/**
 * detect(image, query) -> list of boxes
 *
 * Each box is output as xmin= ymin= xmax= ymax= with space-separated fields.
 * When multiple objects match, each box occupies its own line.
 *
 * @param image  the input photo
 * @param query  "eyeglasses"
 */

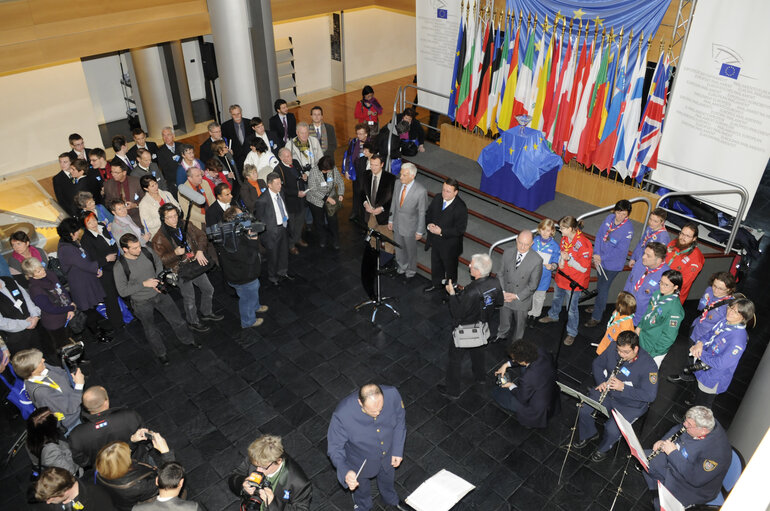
xmin=256 ymin=461 xmax=275 ymax=472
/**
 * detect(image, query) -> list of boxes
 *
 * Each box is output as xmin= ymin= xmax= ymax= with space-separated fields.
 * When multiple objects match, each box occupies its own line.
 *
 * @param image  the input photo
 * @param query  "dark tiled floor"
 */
xmin=2 ymin=204 xmax=768 ymax=511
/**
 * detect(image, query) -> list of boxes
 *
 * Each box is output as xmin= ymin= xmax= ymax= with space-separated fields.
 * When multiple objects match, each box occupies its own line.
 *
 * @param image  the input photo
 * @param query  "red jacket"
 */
xmin=665 ymin=241 xmax=704 ymax=302
xmin=554 ymin=231 xmax=593 ymax=291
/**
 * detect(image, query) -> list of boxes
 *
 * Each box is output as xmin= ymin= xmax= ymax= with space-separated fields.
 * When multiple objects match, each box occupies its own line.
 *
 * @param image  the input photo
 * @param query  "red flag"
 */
xmin=544 ymin=34 xmax=572 ymax=142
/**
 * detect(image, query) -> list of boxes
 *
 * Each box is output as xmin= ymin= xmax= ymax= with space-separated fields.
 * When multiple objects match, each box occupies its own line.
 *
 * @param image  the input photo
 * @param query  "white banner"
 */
xmin=415 ymin=0 xmax=461 ymax=114
xmin=655 ymin=0 xmax=770 ymax=218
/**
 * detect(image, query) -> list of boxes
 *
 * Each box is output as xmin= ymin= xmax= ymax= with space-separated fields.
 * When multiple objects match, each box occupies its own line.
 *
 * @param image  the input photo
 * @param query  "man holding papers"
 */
xmin=573 ymin=331 xmax=658 ymax=462
xmin=643 ymin=406 xmax=730 ymax=507
xmin=327 ymin=383 xmax=406 ymax=511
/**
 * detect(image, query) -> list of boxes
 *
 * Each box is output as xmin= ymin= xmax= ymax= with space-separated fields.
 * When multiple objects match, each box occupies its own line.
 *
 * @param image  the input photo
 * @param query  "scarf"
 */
xmin=12 ymin=245 xmax=43 ymax=264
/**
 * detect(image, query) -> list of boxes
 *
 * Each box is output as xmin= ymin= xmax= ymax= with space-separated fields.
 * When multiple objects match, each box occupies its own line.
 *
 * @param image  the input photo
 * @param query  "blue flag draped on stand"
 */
xmin=478 ymin=126 xmax=563 ymax=189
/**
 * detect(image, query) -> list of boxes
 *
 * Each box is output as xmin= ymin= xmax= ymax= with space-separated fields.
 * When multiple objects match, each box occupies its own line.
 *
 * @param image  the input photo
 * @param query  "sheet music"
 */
xmin=613 ymin=409 xmax=649 ymax=471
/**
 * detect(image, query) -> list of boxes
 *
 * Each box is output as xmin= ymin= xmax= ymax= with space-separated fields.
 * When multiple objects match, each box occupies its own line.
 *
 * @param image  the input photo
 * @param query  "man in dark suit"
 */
xmin=205 ymin=183 xmax=234 ymax=228
xmin=52 ymin=153 xmax=78 ymax=216
xmin=269 ymin=98 xmax=296 ymax=146
xmin=424 ymin=177 xmax=468 ymax=292
xmin=221 ymin=104 xmax=251 ymax=170
xmin=309 ymin=105 xmax=337 ymax=160
xmin=132 ymin=148 xmax=167 ymax=191
xmin=66 ymin=133 xmax=92 ymax=165
xmin=274 ymin=148 xmax=308 ymax=253
xmin=199 ymin=122 xmax=227 ymax=164
xmin=126 ymin=128 xmax=159 ymax=163
xmin=133 ymin=461 xmax=204 ymax=511
xmin=360 ymin=153 xmax=396 ymax=255
xmin=111 ymin=135 xmax=135 ymax=172
xmin=250 ymin=117 xmax=282 ymax=156
xmin=88 ymin=148 xmax=113 ymax=182
xmin=388 ymin=162 xmax=427 ymax=279
xmin=253 ymin=172 xmax=291 ymax=285
xmin=103 ymin=163 xmax=144 ymax=225
xmin=70 ymin=160 xmax=104 ymax=208
xmin=495 ymin=230 xmax=543 ymax=342
xmin=492 ymin=340 xmax=559 ymax=429
xmin=157 ymin=126 xmax=181 ymax=196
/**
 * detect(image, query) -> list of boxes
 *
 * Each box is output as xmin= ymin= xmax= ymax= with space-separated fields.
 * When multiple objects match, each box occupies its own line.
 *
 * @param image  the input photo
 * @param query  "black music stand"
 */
xmin=554 ymin=269 xmax=588 ymax=366
xmin=355 ymin=223 xmax=402 ymax=323
xmin=556 ymin=382 xmax=608 ymax=486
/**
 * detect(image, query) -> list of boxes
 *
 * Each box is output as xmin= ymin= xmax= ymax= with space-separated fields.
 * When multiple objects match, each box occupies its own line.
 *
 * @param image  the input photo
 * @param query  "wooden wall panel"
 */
xmin=0 ymin=0 xmax=210 ymax=75
xmin=440 ymin=124 xmax=489 ymax=161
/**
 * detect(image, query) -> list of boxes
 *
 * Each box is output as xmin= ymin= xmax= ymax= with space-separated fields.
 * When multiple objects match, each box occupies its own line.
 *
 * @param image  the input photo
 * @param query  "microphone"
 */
xmin=178 ymin=183 xmax=206 ymax=206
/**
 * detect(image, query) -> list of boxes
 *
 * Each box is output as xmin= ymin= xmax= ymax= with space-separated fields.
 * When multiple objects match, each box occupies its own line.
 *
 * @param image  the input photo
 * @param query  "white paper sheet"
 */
xmin=405 ymin=469 xmax=475 ymax=511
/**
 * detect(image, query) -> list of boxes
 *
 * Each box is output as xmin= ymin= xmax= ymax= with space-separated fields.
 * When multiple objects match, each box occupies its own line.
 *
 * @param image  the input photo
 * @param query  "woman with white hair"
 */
xmin=439 ymin=253 xmax=503 ymax=399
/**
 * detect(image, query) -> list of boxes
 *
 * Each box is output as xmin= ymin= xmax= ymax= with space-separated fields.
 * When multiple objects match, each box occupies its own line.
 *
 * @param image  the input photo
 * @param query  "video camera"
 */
xmin=240 ymin=472 xmax=272 ymax=511
xmin=60 ymin=341 xmax=85 ymax=372
xmin=206 ymin=212 xmax=266 ymax=248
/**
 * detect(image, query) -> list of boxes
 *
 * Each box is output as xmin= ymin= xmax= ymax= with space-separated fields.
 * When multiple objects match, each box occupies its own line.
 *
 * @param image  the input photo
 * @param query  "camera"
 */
xmin=206 ymin=213 xmax=266 ymax=245
xmin=240 ymin=472 xmax=272 ymax=511
xmin=682 ymin=360 xmax=711 ymax=374
xmin=156 ymin=269 xmax=178 ymax=294
xmin=60 ymin=341 xmax=85 ymax=372
xmin=301 ymin=164 xmax=311 ymax=173
xmin=496 ymin=372 xmax=510 ymax=387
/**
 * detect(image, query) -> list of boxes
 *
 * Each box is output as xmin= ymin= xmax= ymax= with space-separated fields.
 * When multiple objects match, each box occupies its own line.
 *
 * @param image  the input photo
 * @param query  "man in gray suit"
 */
xmin=388 ymin=162 xmax=427 ymax=279
xmin=132 ymin=461 xmax=204 ymax=510
xmin=495 ymin=230 xmax=543 ymax=343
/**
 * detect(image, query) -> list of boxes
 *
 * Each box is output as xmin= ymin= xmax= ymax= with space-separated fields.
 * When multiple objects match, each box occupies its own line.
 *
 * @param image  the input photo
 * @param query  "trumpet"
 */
xmin=647 ymin=426 xmax=687 ymax=461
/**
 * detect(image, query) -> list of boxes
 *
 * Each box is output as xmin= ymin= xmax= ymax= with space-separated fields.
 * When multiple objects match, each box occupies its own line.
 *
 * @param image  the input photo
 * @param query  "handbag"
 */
xmin=177 ymin=258 xmax=215 ymax=282
xmin=323 ymin=180 xmax=343 ymax=217
xmin=0 ymin=365 xmax=35 ymax=419
xmin=452 ymin=321 xmax=490 ymax=348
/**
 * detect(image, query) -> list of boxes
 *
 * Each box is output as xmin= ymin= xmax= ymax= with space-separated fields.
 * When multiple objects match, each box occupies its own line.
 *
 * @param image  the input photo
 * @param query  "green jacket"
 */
xmin=638 ymin=291 xmax=685 ymax=357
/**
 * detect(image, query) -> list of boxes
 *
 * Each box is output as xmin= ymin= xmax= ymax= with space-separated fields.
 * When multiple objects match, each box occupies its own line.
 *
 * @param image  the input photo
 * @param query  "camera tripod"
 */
xmin=354 ymin=223 xmax=401 ymax=323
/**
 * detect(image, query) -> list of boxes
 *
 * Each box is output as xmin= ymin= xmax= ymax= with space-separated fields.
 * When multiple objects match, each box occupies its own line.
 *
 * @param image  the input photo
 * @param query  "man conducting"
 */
xmin=327 ymin=383 xmax=406 ymax=511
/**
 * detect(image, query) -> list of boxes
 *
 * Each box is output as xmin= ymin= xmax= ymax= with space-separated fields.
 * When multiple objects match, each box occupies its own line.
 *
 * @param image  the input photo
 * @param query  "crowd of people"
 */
xmin=0 ymin=87 xmax=755 ymax=510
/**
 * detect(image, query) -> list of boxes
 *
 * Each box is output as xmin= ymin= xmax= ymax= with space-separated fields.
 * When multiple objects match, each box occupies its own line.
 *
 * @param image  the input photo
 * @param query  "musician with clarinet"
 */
xmin=642 ymin=406 xmax=730 ymax=507
xmin=572 ymin=331 xmax=658 ymax=463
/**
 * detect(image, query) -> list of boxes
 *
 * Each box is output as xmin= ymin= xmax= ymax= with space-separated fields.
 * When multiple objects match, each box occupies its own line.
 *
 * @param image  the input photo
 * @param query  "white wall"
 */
xmin=0 ymin=62 xmax=102 ymax=176
xmin=273 ymin=16 xmax=332 ymax=96
xmin=344 ymin=8 xmax=416 ymax=82
xmin=182 ymin=39 xmax=206 ymax=101
xmin=82 ymin=55 xmax=126 ymax=124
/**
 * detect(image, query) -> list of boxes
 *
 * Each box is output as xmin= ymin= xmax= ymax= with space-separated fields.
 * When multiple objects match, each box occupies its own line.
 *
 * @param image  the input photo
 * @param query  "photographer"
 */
xmin=214 ymin=207 xmax=268 ymax=329
xmin=492 ymin=339 xmax=559 ymax=429
xmin=152 ymin=203 xmax=223 ymax=333
xmin=31 ymin=466 xmax=115 ymax=510
xmin=114 ymin=234 xmax=199 ymax=365
xmin=228 ymin=434 xmax=311 ymax=511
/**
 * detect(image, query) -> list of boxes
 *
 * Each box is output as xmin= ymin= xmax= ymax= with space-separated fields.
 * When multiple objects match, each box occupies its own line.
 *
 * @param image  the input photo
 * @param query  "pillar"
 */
xmin=207 ymin=0 xmax=279 ymax=120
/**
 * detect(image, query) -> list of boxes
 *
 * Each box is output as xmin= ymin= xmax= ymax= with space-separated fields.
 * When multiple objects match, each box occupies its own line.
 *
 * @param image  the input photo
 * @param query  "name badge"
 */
xmin=620 ymin=367 xmax=631 ymax=376
xmin=14 ymin=299 xmax=23 ymax=309
xmin=326 ymin=176 xmax=333 ymax=183
xmin=134 ymin=193 xmax=139 ymax=201
xmin=81 ymin=252 xmax=87 ymax=259
xmin=11 ymin=289 xmax=20 ymax=297
xmin=173 ymin=155 xmax=181 ymax=162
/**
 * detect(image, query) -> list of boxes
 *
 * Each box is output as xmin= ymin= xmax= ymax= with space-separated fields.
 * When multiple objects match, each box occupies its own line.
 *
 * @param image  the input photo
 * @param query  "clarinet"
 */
xmin=598 ymin=359 xmax=624 ymax=405
xmin=647 ymin=426 xmax=687 ymax=461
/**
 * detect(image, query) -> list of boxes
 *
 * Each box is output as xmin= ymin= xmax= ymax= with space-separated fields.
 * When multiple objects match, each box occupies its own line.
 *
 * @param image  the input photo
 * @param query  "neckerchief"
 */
xmin=606 ymin=311 xmax=633 ymax=331
xmin=698 ymin=294 xmax=733 ymax=323
xmin=641 ymin=227 xmax=666 ymax=247
xmin=703 ymin=320 xmax=746 ymax=354
xmin=634 ymin=262 xmax=665 ymax=292
xmin=603 ymin=216 xmax=629 ymax=242
xmin=561 ymin=231 xmax=582 ymax=254
xmin=643 ymin=292 xmax=679 ymax=323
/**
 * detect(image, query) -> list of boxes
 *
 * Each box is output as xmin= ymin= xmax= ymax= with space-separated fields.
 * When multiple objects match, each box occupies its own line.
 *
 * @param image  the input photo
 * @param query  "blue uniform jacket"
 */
xmin=594 ymin=214 xmax=634 ymax=271
xmin=696 ymin=321 xmax=747 ymax=393
xmin=509 ymin=348 xmax=559 ymax=428
xmin=690 ymin=287 xmax=731 ymax=343
xmin=623 ymin=262 xmax=670 ymax=325
xmin=327 ymin=386 xmax=406 ymax=487
xmin=630 ymin=226 xmax=670 ymax=263
xmin=646 ymin=421 xmax=730 ymax=506
xmin=531 ymin=235 xmax=560 ymax=291
xmin=593 ymin=345 xmax=658 ymax=412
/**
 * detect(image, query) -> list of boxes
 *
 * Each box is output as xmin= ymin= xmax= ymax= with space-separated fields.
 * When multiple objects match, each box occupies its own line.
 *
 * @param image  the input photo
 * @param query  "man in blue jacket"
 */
xmin=643 ymin=406 xmax=730 ymax=507
xmin=573 ymin=331 xmax=658 ymax=462
xmin=586 ymin=200 xmax=634 ymax=327
xmin=327 ymin=384 xmax=406 ymax=511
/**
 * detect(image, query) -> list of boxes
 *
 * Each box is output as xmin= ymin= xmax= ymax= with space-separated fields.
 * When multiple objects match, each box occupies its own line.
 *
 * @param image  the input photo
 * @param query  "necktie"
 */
xmin=516 ymin=252 xmax=523 ymax=268
xmin=282 ymin=116 xmax=288 ymax=142
xmin=237 ymin=122 xmax=244 ymax=144
xmin=399 ymin=185 xmax=407 ymax=207
xmin=276 ymin=194 xmax=288 ymax=227
xmin=371 ymin=175 xmax=379 ymax=202
xmin=442 ymin=201 xmax=448 ymax=210
xmin=316 ymin=126 xmax=322 ymax=145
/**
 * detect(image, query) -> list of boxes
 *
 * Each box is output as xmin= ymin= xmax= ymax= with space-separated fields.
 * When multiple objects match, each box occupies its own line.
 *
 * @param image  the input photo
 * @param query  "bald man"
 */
xmin=495 ymin=230 xmax=543 ymax=343
xmin=68 ymin=386 xmax=144 ymax=468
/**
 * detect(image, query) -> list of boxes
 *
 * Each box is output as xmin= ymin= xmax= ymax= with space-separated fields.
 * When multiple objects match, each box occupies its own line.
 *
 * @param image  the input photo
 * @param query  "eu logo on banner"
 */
xmin=437 ymin=9 xmax=447 ymax=19
xmin=719 ymin=63 xmax=741 ymax=80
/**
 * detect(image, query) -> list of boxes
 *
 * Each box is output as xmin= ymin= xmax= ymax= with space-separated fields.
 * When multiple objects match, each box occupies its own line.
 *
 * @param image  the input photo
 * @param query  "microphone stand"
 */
xmin=352 ymin=219 xmax=402 ymax=323
xmin=554 ymin=268 xmax=587 ymax=367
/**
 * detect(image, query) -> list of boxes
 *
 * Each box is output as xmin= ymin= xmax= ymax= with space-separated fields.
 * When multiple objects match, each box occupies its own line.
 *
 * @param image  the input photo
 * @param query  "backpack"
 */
xmin=118 ymin=248 xmax=158 ymax=281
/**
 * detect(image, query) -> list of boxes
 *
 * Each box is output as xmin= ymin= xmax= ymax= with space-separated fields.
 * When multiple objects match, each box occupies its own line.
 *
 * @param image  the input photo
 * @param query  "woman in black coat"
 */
xmin=79 ymin=212 xmax=124 ymax=331
xmin=55 ymin=218 xmax=112 ymax=343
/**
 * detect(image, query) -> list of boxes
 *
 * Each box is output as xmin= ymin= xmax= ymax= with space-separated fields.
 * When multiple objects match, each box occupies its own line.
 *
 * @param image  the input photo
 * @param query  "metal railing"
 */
xmin=488 ymin=197 xmax=653 ymax=257
xmin=650 ymin=160 xmax=749 ymax=253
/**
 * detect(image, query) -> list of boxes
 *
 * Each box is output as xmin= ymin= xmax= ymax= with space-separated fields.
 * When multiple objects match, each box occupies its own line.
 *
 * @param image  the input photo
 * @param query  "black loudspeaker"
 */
xmin=200 ymin=41 xmax=218 ymax=80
